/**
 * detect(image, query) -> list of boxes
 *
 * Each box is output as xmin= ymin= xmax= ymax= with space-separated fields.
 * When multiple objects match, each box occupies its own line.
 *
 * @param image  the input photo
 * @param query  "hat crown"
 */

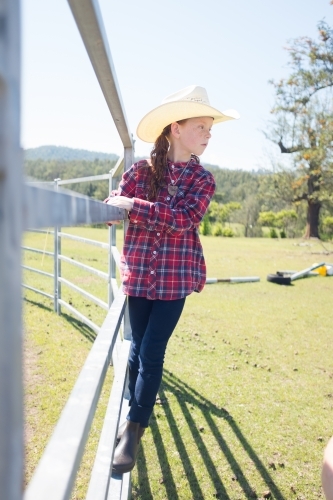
xmin=161 ymin=85 xmax=210 ymax=106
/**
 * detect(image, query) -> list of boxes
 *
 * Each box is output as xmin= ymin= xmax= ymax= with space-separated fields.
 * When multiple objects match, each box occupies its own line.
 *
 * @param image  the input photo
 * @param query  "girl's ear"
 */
xmin=170 ymin=122 xmax=181 ymax=139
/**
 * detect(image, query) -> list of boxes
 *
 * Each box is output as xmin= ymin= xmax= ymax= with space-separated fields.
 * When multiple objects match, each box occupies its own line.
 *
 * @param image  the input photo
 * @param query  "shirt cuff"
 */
xmin=129 ymin=198 xmax=152 ymax=225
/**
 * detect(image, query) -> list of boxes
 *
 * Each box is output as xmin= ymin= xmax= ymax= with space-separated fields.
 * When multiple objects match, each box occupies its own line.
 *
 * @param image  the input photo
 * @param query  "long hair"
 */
xmin=147 ymin=119 xmax=199 ymax=201
xmin=147 ymin=124 xmax=171 ymax=201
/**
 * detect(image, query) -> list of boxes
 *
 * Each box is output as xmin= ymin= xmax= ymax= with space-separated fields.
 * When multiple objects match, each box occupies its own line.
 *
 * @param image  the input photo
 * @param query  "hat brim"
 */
xmin=136 ymin=101 xmax=240 ymax=143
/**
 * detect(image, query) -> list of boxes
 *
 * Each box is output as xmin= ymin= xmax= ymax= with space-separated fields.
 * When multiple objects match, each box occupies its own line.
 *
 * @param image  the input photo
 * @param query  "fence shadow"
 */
xmin=23 ymin=297 xmax=97 ymax=343
xmin=136 ymin=369 xmax=286 ymax=500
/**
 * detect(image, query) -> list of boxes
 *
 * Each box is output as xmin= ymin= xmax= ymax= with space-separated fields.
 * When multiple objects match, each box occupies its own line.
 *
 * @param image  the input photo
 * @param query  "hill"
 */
xmin=24 ymin=145 xmax=119 ymax=162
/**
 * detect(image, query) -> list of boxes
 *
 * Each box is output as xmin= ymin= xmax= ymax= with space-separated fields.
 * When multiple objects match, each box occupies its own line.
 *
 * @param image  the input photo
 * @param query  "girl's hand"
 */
xmin=107 ymin=196 xmax=134 ymax=211
xmin=103 ymin=195 xmax=124 ymax=225
xmin=105 ymin=220 xmax=122 ymax=226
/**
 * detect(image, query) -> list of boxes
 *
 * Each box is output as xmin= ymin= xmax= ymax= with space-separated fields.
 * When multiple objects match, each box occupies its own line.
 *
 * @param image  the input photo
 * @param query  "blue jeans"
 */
xmin=127 ymin=296 xmax=186 ymax=427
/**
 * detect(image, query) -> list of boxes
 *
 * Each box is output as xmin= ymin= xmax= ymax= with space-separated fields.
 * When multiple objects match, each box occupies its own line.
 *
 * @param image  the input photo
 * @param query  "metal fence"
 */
xmin=0 ymin=1 xmax=136 ymax=499
xmin=23 ymin=158 xmax=124 ymax=334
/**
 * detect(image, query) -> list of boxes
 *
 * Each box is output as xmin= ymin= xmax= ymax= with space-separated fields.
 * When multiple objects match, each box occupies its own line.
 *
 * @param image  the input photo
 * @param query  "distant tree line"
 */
xmin=25 ymin=158 xmax=118 ymax=201
xmin=24 ymin=157 xmax=333 ymax=239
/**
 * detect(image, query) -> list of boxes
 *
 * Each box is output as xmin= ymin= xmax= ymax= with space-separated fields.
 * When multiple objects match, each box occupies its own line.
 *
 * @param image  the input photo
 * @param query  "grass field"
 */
xmin=23 ymin=229 xmax=333 ymax=500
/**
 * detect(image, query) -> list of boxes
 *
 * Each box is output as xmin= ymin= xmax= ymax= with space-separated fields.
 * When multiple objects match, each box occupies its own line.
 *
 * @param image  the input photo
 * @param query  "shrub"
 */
xmin=322 ymin=216 xmax=333 ymax=239
xmin=270 ymin=228 xmax=278 ymax=238
xmin=280 ymin=229 xmax=286 ymax=238
xmin=212 ymin=223 xmax=223 ymax=236
xmin=222 ymin=227 xmax=234 ymax=237
xmin=200 ymin=214 xmax=212 ymax=235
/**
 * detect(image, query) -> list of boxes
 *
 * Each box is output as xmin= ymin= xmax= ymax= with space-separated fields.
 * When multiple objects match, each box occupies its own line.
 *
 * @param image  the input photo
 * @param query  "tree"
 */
xmin=267 ymin=21 xmax=333 ymax=238
xmin=258 ymin=211 xmax=278 ymax=228
xmin=208 ymin=201 xmax=241 ymax=225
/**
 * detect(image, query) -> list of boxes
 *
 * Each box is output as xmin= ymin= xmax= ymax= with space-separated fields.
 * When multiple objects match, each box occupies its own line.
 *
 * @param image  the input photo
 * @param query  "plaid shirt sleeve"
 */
xmin=128 ymin=171 xmax=215 ymax=235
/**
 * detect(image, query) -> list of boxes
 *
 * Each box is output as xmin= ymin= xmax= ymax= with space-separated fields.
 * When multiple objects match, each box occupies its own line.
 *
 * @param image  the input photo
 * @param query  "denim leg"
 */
xmin=127 ymin=296 xmax=153 ymax=405
xmin=127 ymin=297 xmax=185 ymax=427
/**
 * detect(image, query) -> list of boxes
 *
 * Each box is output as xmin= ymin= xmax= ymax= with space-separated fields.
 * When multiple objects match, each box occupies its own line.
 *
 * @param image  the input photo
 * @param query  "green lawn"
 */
xmin=23 ymin=230 xmax=333 ymax=499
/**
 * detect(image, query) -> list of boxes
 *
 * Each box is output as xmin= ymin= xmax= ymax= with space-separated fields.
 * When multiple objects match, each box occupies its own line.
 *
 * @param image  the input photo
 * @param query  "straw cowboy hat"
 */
xmin=136 ymin=85 xmax=240 ymax=143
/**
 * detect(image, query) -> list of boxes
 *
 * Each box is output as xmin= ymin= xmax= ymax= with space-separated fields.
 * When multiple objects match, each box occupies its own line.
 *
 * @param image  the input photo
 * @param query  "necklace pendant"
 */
xmin=168 ymin=184 xmax=178 ymax=196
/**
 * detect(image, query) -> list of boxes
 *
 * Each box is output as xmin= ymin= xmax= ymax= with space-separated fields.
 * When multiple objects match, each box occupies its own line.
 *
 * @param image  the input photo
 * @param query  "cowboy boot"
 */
xmin=116 ymin=420 xmax=145 ymax=444
xmin=112 ymin=421 xmax=143 ymax=474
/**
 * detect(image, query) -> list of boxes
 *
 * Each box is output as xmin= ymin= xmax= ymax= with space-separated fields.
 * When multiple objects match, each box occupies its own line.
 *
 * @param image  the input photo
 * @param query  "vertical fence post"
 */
xmin=108 ymin=170 xmax=115 ymax=308
xmin=0 ymin=1 xmax=24 ymax=498
xmin=123 ymin=146 xmax=134 ymax=343
xmin=54 ymin=178 xmax=61 ymax=314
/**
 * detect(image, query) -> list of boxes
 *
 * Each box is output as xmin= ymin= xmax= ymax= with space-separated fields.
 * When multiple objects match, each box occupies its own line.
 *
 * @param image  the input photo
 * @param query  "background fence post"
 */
xmin=0 ymin=0 xmax=24 ymax=498
xmin=108 ymin=170 xmax=115 ymax=307
xmin=54 ymin=178 xmax=61 ymax=314
xmin=123 ymin=146 xmax=134 ymax=343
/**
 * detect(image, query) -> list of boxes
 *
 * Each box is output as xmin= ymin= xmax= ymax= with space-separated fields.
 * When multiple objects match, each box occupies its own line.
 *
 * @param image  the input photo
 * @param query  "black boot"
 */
xmin=116 ymin=420 xmax=145 ymax=444
xmin=112 ymin=421 xmax=143 ymax=474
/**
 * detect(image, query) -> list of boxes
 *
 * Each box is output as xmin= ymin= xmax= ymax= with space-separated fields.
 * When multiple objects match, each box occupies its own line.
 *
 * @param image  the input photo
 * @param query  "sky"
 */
xmin=21 ymin=0 xmax=333 ymax=171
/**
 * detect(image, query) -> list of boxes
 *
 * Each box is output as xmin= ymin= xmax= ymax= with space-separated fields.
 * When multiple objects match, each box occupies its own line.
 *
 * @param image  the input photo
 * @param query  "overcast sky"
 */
xmin=21 ymin=0 xmax=333 ymax=170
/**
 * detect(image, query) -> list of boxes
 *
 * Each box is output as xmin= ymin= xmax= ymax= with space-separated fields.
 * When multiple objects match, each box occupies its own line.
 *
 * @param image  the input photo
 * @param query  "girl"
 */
xmin=105 ymin=85 xmax=239 ymax=474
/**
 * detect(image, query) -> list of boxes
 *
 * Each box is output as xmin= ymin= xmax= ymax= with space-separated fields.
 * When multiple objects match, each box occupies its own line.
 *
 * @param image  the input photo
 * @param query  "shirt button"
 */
xmin=153 ymin=251 xmax=157 ymax=254
xmin=167 ymin=197 xmax=170 ymax=201
xmin=150 ymin=270 xmax=154 ymax=274
xmin=133 ymin=220 xmax=137 ymax=224
xmin=157 ymin=232 xmax=160 ymax=236
xmin=171 ymin=165 xmax=175 ymax=169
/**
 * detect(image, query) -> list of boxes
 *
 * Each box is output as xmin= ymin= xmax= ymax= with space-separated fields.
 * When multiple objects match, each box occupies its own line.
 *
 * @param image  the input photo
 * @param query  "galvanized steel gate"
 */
xmin=0 ymin=1 xmax=135 ymax=499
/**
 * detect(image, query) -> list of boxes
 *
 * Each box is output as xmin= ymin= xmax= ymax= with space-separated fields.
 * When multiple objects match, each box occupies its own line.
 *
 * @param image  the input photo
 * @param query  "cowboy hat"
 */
xmin=136 ymin=85 xmax=240 ymax=143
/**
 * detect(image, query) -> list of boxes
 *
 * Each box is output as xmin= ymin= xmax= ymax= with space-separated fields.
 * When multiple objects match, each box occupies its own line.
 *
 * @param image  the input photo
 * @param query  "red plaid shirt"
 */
xmin=115 ymin=158 xmax=215 ymax=300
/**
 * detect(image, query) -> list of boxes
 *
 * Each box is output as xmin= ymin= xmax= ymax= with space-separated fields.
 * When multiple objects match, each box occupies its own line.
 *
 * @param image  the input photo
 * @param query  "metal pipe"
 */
xmin=290 ymin=262 xmax=326 ymax=281
xmin=57 ymin=173 xmax=111 ymax=185
xmin=108 ymin=170 xmax=114 ymax=307
xmin=22 ymin=246 xmax=54 ymax=256
xmin=0 ymin=1 xmax=24 ymax=498
xmin=24 ymin=184 xmax=126 ymax=229
xmin=22 ymin=285 xmax=54 ymax=300
xmin=58 ymin=232 xmax=109 ymax=249
xmin=22 ymin=265 xmax=54 ymax=278
xmin=27 ymin=229 xmax=54 ymax=234
xmin=54 ymin=179 xmax=60 ymax=313
xmin=58 ymin=277 xmax=109 ymax=311
xmin=110 ymin=156 xmax=124 ymax=178
xmin=67 ymin=0 xmax=133 ymax=149
xmin=59 ymin=254 xmax=109 ymax=280
xmin=24 ymin=290 xmax=127 ymax=500
xmin=123 ymin=147 xmax=134 ymax=343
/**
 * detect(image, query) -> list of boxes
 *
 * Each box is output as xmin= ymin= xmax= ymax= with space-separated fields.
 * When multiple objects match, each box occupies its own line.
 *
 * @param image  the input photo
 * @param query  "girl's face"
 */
xmin=171 ymin=116 xmax=213 ymax=157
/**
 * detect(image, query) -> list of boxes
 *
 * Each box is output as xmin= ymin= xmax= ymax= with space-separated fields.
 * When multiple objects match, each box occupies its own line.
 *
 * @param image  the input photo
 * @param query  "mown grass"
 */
xmin=23 ymin=230 xmax=333 ymax=500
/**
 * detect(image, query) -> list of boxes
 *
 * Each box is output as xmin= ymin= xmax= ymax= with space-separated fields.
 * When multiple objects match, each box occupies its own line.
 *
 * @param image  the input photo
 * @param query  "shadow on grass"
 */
xmin=24 ymin=297 xmax=53 ymax=313
xmin=23 ymin=297 xmax=97 ymax=343
xmin=137 ymin=369 xmax=286 ymax=500
xmin=61 ymin=312 xmax=97 ymax=343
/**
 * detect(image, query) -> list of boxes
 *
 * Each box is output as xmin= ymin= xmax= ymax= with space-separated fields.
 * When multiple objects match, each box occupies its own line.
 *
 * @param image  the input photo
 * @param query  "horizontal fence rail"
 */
xmin=58 ymin=254 xmax=109 ymax=280
xmin=58 ymin=277 xmax=109 ymax=311
xmin=22 ymin=284 xmax=54 ymax=301
xmin=57 ymin=173 xmax=111 ymax=185
xmin=22 ymin=246 xmax=54 ymax=257
xmin=22 ymin=265 xmax=53 ymax=278
xmin=24 ymin=184 xmax=126 ymax=229
xmin=58 ymin=231 xmax=109 ymax=249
